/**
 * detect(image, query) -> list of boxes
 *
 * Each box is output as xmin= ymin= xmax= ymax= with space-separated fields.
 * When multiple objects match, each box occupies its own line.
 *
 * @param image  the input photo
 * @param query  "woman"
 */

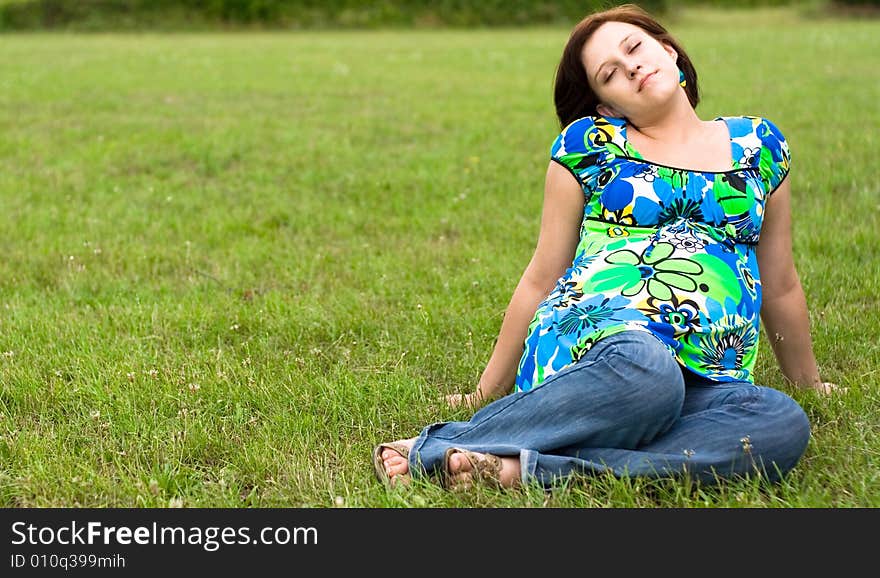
xmin=373 ymin=4 xmax=838 ymax=490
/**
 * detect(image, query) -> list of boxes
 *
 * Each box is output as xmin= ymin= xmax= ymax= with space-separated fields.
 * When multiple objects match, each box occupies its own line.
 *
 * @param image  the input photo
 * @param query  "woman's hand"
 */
xmin=445 ymin=391 xmax=484 ymax=410
xmin=812 ymin=381 xmax=846 ymax=395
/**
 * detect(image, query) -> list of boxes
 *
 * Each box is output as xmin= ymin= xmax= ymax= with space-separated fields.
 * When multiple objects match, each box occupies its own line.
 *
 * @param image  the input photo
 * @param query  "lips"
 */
xmin=638 ymin=71 xmax=657 ymax=92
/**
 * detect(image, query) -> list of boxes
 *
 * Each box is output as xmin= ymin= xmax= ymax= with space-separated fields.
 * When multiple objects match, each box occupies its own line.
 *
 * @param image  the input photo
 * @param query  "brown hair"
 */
xmin=553 ymin=3 xmax=699 ymax=129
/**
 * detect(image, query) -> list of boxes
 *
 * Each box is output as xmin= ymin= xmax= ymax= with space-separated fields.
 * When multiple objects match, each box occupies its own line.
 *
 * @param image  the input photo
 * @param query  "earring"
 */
xmin=679 ymin=68 xmax=687 ymax=88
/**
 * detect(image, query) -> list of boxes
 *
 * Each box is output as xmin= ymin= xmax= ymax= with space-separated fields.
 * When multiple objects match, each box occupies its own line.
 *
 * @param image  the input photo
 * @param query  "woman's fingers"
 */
xmin=816 ymin=381 xmax=846 ymax=395
xmin=445 ymin=392 xmax=482 ymax=409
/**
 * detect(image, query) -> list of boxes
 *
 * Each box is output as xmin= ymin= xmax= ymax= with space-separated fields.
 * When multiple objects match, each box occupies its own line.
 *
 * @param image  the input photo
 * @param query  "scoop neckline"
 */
xmin=620 ymin=116 xmax=747 ymax=175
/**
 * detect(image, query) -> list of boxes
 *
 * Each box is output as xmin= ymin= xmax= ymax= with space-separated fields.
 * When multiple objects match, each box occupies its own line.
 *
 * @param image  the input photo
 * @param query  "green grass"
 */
xmin=0 ymin=6 xmax=878 ymax=508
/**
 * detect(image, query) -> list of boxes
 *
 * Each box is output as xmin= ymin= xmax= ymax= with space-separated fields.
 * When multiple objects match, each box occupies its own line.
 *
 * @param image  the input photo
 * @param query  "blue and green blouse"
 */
xmin=514 ymin=115 xmax=791 ymax=392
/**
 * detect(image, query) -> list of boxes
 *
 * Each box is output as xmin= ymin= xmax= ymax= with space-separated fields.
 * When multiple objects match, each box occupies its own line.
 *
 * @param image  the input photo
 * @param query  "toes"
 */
xmin=382 ymin=454 xmax=409 ymax=479
xmin=383 ymin=456 xmax=404 ymax=471
xmin=448 ymin=451 xmax=474 ymax=475
xmin=375 ymin=440 xmax=416 ymax=486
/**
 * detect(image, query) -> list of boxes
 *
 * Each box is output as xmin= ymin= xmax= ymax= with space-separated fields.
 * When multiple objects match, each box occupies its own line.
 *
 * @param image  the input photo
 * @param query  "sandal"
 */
xmin=442 ymin=447 xmax=504 ymax=491
xmin=372 ymin=441 xmax=412 ymax=486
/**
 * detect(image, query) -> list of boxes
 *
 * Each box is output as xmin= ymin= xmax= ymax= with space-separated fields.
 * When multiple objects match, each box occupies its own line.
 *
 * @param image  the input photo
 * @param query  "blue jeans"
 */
xmin=409 ymin=331 xmax=811 ymax=486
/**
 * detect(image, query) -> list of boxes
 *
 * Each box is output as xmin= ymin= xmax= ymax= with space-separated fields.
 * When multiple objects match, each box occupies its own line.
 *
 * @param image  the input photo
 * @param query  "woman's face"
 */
xmin=581 ymin=21 xmax=680 ymax=120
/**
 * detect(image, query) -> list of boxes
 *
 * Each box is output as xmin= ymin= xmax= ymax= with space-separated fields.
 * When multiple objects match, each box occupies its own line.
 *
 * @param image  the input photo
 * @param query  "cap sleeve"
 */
xmin=550 ymin=116 xmax=617 ymax=197
xmin=756 ymin=117 xmax=791 ymax=197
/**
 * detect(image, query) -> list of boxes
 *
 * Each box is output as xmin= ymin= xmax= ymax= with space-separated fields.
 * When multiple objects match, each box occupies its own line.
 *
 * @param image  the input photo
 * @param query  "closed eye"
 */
xmin=605 ymin=69 xmax=616 ymax=83
xmin=629 ymin=41 xmax=641 ymax=53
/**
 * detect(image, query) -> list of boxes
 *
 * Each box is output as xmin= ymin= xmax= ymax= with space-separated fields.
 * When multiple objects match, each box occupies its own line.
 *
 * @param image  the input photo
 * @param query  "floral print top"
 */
xmin=514 ymin=115 xmax=791 ymax=392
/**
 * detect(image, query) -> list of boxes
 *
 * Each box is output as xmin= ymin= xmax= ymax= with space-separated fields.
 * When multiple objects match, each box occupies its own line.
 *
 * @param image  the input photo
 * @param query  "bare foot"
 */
xmin=378 ymin=438 xmax=416 ymax=486
xmin=446 ymin=449 xmax=521 ymax=490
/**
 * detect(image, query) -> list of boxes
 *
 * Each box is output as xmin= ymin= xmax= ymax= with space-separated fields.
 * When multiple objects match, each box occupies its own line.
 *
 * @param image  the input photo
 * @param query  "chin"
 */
xmin=647 ymin=82 xmax=679 ymax=101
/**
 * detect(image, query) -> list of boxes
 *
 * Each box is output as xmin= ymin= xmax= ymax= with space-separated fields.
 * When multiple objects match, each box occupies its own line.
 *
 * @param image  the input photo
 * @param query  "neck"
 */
xmin=626 ymin=96 xmax=703 ymax=143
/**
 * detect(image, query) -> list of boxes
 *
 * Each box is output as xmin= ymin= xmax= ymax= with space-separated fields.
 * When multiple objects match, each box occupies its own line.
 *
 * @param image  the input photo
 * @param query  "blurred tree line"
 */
xmin=0 ymin=0 xmax=874 ymax=30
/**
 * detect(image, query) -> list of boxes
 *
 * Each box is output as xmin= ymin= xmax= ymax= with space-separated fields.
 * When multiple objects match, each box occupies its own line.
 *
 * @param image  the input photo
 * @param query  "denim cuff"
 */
xmin=520 ymin=448 xmax=537 ymax=485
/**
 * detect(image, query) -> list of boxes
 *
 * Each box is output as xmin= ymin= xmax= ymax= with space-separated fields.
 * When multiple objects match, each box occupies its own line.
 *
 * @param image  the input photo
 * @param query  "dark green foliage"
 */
xmin=667 ymin=0 xmax=798 ymax=6
xmin=0 ymin=0 xmax=670 ymax=30
xmin=831 ymin=0 xmax=880 ymax=6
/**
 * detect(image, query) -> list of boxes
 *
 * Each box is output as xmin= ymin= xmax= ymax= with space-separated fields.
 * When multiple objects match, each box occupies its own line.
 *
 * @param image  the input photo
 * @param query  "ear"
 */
xmin=596 ymin=103 xmax=623 ymax=118
xmin=662 ymin=42 xmax=678 ymax=63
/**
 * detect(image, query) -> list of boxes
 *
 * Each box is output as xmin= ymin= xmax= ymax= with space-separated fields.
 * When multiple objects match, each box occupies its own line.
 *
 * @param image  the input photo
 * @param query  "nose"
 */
xmin=628 ymin=63 xmax=642 ymax=79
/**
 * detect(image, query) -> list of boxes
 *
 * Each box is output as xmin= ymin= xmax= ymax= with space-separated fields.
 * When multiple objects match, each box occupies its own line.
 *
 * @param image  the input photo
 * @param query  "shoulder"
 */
xmin=718 ymin=114 xmax=784 ymax=136
xmin=723 ymin=115 xmax=788 ymax=147
xmin=721 ymin=115 xmax=791 ymax=171
xmin=551 ymin=115 xmax=625 ymax=158
xmin=752 ymin=117 xmax=790 ymax=169
xmin=725 ymin=116 xmax=791 ymax=192
xmin=549 ymin=116 xmax=624 ymax=191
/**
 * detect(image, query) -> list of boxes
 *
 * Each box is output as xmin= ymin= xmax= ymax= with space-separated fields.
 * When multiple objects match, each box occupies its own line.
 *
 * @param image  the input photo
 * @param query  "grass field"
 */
xmin=0 ymin=6 xmax=878 ymax=508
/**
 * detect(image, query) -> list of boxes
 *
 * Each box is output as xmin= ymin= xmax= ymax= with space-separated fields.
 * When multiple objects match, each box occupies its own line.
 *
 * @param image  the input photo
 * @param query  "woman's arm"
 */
xmin=447 ymin=161 xmax=584 ymax=408
xmin=756 ymin=176 xmax=835 ymax=393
